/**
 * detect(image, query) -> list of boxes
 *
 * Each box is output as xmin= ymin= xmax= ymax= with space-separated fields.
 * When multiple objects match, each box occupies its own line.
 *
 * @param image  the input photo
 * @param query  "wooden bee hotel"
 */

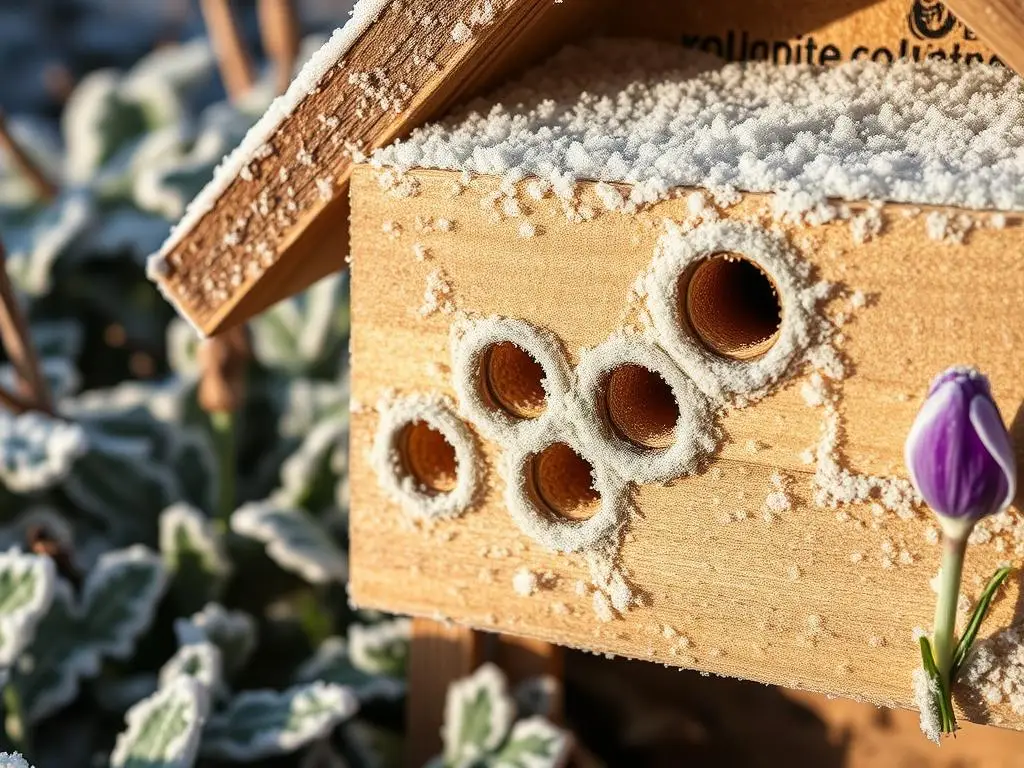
xmin=151 ymin=0 xmax=1024 ymax=757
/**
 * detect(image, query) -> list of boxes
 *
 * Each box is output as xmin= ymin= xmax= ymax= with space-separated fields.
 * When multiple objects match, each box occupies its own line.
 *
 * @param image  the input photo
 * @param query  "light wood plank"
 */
xmin=348 ymin=164 xmax=1024 ymax=731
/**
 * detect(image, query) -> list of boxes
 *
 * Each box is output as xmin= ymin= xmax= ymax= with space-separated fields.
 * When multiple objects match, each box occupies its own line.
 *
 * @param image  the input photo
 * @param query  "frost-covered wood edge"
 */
xmin=348 ymin=165 xmax=1024 ymax=731
xmin=150 ymin=0 xmax=607 ymax=336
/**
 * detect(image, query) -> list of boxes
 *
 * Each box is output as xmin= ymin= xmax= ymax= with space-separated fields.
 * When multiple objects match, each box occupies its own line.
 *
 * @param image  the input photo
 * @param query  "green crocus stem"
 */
xmin=211 ymin=410 xmax=236 ymax=533
xmin=933 ymin=532 xmax=969 ymax=690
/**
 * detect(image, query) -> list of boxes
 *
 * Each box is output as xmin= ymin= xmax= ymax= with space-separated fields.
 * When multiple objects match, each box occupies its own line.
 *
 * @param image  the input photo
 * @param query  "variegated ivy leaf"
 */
xmin=0 ymin=753 xmax=34 ymax=768
xmin=174 ymin=603 xmax=257 ymax=679
xmin=231 ymin=501 xmax=347 ymax=584
xmin=0 ymin=549 xmax=55 ymax=668
xmin=0 ymin=410 xmax=88 ymax=494
xmin=6 ymin=192 xmax=94 ymax=296
xmin=158 ymin=641 xmax=222 ymax=711
xmin=14 ymin=545 xmax=168 ymax=722
xmin=165 ymin=318 xmax=200 ymax=379
xmin=275 ymin=415 xmax=348 ymax=513
xmin=295 ymin=637 xmax=404 ymax=703
xmin=349 ymin=619 xmax=410 ymax=678
xmin=300 ymin=740 xmax=348 ymax=768
xmin=110 ymin=677 xmax=205 ymax=768
xmin=489 ymin=718 xmax=571 ymax=768
xmin=442 ymin=664 xmax=516 ymax=768
xmin=201 ymin=682 xmax=358 ymax=760
xmin=250 ymin=273 xmax=348 ymax=376
xmin=159 ymin=504 xmax=230 ymax=612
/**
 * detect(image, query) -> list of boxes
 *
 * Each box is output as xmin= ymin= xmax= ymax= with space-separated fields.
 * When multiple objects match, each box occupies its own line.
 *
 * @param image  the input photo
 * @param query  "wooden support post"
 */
xmin=405 ymin=618 xmax=485 ymax=768
xmin=199 ymin=0 xmax=256 ymax=103
xmin=257 ymin=0 xmax=301 ymax=97
xmin=492 ymin=634 xmax=565 ymax=722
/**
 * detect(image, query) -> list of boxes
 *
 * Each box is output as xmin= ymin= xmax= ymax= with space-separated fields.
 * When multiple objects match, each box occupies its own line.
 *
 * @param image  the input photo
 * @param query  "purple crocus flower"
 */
xmin=905 ymin=366 xmax=1017 ymax=540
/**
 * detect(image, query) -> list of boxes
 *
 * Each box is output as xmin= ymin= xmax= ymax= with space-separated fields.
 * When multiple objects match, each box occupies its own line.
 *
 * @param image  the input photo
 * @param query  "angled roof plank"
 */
xmin=943 ymin=0 xmax=1024 ymax=74
xmin=151 ymin=0 xmax=613 ymax=336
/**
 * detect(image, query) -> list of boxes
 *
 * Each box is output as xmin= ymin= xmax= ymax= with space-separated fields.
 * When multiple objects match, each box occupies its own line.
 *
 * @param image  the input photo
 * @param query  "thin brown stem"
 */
xmin=0 ymin=240 xmax=52 ymax=413
xmin=0 ymin=110 xmax=58 ymax=202
xmin=257 ymin=0 xmax=301 ymax=96
xmin=199 ymin=0 xmax=257 ymax=104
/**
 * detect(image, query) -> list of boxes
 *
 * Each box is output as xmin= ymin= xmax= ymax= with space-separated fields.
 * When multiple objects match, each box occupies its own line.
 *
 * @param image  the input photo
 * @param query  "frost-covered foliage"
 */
xmin=429 ymin=664 xmax=571 ymax=768
xmin=0 ymin=19 xmax=398 ymax=767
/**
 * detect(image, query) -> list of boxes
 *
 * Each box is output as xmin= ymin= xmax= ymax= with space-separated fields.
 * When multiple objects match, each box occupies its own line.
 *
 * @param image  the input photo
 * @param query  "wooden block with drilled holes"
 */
xmin=348 ymin=164 xmax=1024 ymax=730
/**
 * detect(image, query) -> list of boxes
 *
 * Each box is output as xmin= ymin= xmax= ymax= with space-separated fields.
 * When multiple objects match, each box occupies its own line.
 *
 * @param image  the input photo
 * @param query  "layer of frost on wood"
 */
xmin=146 ymin=0 xmax=392 ymax=282
xmin=372 ymin=37 xmax=1024 ymax=211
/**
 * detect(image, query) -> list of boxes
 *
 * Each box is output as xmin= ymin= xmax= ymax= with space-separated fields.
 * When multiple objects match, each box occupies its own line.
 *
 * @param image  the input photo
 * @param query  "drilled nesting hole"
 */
xmin=683 ymin=253 xmax=782 ymax=360
xmin=482 ymin=342 xmax=547 ymax=419
xmin=604 ymin=364 xmax=679 ymax=449
xmin=400 ymin=421 xmax=458 ymax=494
xmin=529 ymin=443 xmax=600 ymax=521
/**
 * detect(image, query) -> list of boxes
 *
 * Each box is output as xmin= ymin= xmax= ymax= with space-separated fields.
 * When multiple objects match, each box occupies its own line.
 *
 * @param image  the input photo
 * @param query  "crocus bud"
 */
xmin=905 ymin=366 xmax=1017 ymax=540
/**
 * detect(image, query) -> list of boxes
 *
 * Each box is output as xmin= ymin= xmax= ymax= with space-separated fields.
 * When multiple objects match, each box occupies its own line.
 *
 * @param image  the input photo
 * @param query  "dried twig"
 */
xmin=199 ymin=0 xmax=256 ymax=103
xmin=0 ymin=110 xmax=58 ymax=202
xmin=258 ymin=0 xmax=301 ymax=96
xmin=0 ymin=239 xmax=52 ymax=413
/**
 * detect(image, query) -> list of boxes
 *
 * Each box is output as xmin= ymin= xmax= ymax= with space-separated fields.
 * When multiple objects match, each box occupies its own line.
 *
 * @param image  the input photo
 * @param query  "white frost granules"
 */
xmin=374 ymin=37 xmax=1024 ymax=212
xmin=512 ymin=567 xmax=538 ymax=596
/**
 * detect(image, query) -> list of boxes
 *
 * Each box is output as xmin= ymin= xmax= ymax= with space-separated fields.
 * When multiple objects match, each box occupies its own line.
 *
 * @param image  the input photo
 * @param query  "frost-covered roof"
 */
xmin=374 ymin=38 xmax=1024 ymax=211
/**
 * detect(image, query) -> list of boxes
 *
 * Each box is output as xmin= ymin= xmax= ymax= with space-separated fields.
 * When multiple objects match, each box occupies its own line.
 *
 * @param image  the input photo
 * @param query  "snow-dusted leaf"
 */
xmin=6 ymin=192 xmax=95 ymax=296
xmin=276 ymin=416 xmax=348 ymax=512
xmin=65 ymin=439 xmax=179 ymax=532
xmin=349 ymin=619 xmax=410 ymax=678
xmin=0 ymin=358 xmax=80 ymax=403
xmin=443 ymin=664 xmax=516 ymax=768
xmin=201 ymin=682 xmax=358 ymax=760
xmin=165 ymin=318 xmax=200 ymax=379
xmin=0 ymin=753 xmax=34 ymax=768
xmin=0 ymin=410 xmax=88 ymax=493
xmin=169 ymin=429 xmax=218 ymax=516
xmin=160 ymin=503 xmax=229 ymax=611
xmin=174 ymin=604 xmax=256 ymax=679
xmin=110 ymin=677 xmax=205 ymax=768
xmin=488 ymin=718 xmax=571 ymax=768
xmin=250 ymin=273 xmax=348 ymax=376
xmin=15 ymin=546 xmax=167 ymax=722
xmin=0 ymin=549 xmax=55 ymax=667
xmin=231 ymin=501 xmax=347 ymax=584
xmin=158 ymin=642 xmax=222 ymax=709
xmin=295 ymin=637 xmax=404 ymax=702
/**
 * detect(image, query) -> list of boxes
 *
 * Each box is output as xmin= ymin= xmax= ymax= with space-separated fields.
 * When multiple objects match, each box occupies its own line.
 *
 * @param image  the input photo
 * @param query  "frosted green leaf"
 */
xmin=169 ymin=430 xmax=219 ymax=517
xmin=158 ymin=642 xmax=222 ymax=709
xmin=63 ymin=71 xmax=148 ymax=184
xmin=160 ymin=504 xmax=230 ymax=612
xmin=0 ymin=410 xmax=89 ymax=494
xmin=442 ymin=664 xmax=516 ymax=768
xmin=231 ymin=501 xmax=347 ymax=584
xmin=110 ymin=677 xmax=205 ymax=768
xmin=174 ymin=604 xmax=256 ymax=679
xmin=488 ymin=718 xmax=571 ymax=768
xmin=276 ymin=416 xmax=348 ymax=512
xmin=15 ymin=546 xmax=167 ymax=722
xmin=0 ymin=752 xmax=34 ymax=768
xmin=295 ymin=637 xmax=404 ymax=702
xmin=165 ymin=319 xmax=200 ymax=379
xmin=201 ymin=682 xmax=359 ymax=760
xmin=0 ymin=549 xmax=55 ymax=667
xmin=0 ymin=358 xmax=80 ymax=403
xmin=5 ymin=192 xmax=94 ymax=296
xmin=250 ymin=273 xmax=348 ymax=376
xmin=349 ymin=619 xmax=410 ymax=678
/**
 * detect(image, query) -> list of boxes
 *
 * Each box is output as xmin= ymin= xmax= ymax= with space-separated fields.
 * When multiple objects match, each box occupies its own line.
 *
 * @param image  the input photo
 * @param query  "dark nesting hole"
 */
xmin=682 ymin=253 xmax=782 ymax=360
xmin=399 ymin=421 xmax=458 ymax=494
xmin=528 ymin=443 xmax=600 ymax=521
xmin=482 ymin=342 xmax=547 ymax=419
xmin=604 ymin=364 xmax=679 ymax=450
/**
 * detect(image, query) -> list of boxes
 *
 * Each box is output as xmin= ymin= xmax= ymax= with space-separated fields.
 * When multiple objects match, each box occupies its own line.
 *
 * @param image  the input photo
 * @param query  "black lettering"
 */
xmin=726 ymin=30 xmax=736 ymax=61
xmin=819 ymin=44 xmax=841 ymax=64
xmin=740 ymin=30 xmax=749 ymax=60
xmin=990 ymin=54 xmax=1004 ymax=66
xmin=928 ymin=49 xmax=947 ymax=59
xmin=749 ymin=40 xmax=769 ymax=60
xmin=681 ymin=34 xmax=701 ymax=49
xmin=965 ymin=52 xmax=984 ymax=64
xmin=852 ymin=46 xmax=870 ymax=59
xmin=805 ymin=36 xmax=817 ymax=62
xmin=700 ymin=36 xmax=724 ymax=56
xmin=949 ymin=43 xmax=963 ymax=63
xmin=871 ymin=46 xmax=894 ymax=63
xmin=772 ymin=41 xmax=792 ymax=64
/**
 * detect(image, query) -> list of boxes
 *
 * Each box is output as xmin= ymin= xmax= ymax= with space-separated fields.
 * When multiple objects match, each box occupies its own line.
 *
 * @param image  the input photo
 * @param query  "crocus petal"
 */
xmin=905 ymin=379 xmax=962 ymax=513
xmin=970 ymin=395 xmax=1018 ymax=512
